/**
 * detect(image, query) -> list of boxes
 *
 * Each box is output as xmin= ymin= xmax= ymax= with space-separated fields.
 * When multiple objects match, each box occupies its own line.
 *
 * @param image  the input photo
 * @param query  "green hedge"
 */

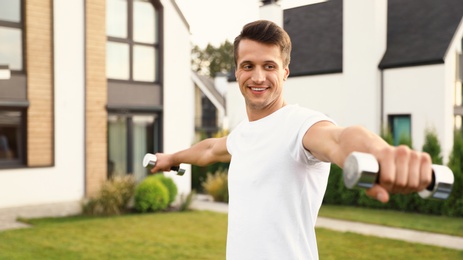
xmin=323 ymin=129 xmax=463 ymax=217
xmin=134 ymin=176 xmax=169 ymax=213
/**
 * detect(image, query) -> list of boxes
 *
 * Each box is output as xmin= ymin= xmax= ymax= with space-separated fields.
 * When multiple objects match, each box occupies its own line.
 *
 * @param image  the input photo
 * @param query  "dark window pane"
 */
xmin=108 ymin=115 xmax=128 ymax=177
xmin=133 ymin=0 xmax=156 ymax=44
xmin=0 ymin=110 xmax=22 ymax=161
xmin=132 ymin=115 xmax=155 ymax=181
xmin=0 ymin=0 xmax=21 ymax=23
xmin=391 ymin=115 xmax=411 ymax=146
xmin=106 ymin=0 xmax=128 ymax=38
xmin=0 ymin=27 xmax=22 ymax=70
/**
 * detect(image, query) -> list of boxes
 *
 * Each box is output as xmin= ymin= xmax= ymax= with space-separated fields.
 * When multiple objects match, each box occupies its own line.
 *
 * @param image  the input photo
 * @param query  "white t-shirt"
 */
xmin=226 ymin=104 xmax=334 ymax=260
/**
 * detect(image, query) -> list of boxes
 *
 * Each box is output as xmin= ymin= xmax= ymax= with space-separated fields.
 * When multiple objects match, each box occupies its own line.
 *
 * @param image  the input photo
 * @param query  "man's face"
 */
xmin=235 ymin=39 xmax=289 ymax=116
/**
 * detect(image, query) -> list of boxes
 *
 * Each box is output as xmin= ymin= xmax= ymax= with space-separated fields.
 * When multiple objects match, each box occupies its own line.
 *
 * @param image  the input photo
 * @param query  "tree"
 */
xmin=422 ymin=127 xmax=443 ymax=164
xmin=191 ymin=40 xmax=234 ymax=78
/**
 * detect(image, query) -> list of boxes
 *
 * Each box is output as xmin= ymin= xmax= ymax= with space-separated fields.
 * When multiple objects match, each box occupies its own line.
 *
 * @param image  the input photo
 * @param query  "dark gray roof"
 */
xmin=284 ymin=0 xmax=343 ymax=76
xmin=283 ymin=0 xmax=463 ymax=76
xmin=379 ymin=0 xmax=463 ymax=69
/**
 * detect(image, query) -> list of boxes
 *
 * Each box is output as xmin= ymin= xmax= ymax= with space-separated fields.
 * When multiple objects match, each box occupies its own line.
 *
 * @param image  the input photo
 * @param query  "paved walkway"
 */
xmin=1 ymin=197 xmax=462 ymax=251
xmin=190 ymin=196 xmax=463 ymax=251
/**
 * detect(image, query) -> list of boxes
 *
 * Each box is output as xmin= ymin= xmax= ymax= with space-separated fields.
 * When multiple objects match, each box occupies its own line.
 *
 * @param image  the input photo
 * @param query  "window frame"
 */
xmin=0 ymin=0 xmax=27 ymax=168
xmin=106 ymin=0 xmax=161 ymax=84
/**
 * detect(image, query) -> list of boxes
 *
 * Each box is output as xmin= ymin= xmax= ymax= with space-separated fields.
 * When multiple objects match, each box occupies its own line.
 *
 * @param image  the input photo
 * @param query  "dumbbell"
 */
xmin=143 ymin=153 xmax=186 ymax=176
xmin=343 ymin=152 xmax=454 ymax=200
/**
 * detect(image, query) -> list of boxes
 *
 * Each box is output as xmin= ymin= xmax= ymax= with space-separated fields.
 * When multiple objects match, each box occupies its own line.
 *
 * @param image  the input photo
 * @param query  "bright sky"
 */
xmin=175 ymin=0 xmax=326 ymax=47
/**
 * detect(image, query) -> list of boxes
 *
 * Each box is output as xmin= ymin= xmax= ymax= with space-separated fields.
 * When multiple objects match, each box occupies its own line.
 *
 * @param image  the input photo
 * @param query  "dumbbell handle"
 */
xmin=343 ymin=152 xmax=454 ymax=200
xmin=143 ymin=153 xmax=186 ymax=176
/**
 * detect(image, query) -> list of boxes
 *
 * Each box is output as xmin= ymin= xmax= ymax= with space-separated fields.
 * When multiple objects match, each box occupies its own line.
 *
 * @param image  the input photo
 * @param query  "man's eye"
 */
xmin=265 ymin=65 xmax=275 ymax=70
xmin=243 ymin=65 xmax=252 ymax=70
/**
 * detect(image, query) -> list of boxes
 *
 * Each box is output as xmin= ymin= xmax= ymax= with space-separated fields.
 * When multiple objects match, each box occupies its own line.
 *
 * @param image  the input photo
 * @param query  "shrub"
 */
xmin=83 ymin=175 xmax=136 ymax=216
xmin=134 ymin=176 xmax=169 ymax=213
xmin=153 ymin=174 xmax=178 ymax=205
xmin=202 ymin=170 xmax=228 ymax=203
xmin=445 ymin=131 xmax=463 ymax=217
xmin=422 ymin=127 xmax=443 ymax=164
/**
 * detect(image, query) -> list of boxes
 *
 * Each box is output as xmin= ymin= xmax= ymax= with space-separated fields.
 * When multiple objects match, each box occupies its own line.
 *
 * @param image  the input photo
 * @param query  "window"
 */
xmin=106 ymin=0 xmax=159 ymax=82
xmin=108 ymin=114 xmax=160 ymax=182
xmin=388 ymin=115 xmax=411 ymax=146
xmin=0 ymin=109 xmax=25 ymax=167
xmin=0 ymin=0 xmax=26 ymax=167
xmin=0 ymin=0 xmax=23 ymax=71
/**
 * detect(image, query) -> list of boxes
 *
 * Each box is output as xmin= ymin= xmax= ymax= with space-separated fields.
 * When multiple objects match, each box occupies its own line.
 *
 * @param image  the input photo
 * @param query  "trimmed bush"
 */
xmin=153 ymin=174 xmax=178 ymax=205
xmin=134 ymin=176 xmax=169 ymax=213
xmin=202 ymin=170 xmax=228 ymax=203
xmin=83 ymin=175 xmax=136 ymax=216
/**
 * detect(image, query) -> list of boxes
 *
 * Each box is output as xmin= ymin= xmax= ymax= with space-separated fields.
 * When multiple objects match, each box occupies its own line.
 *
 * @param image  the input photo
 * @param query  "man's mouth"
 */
xmin=250 ymin=87 xmax=268 ymax=92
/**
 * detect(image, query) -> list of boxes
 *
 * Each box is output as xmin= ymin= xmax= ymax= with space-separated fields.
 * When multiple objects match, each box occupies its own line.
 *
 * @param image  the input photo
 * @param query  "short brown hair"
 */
xmin=233 ymin=20 xmax=292 ymax=67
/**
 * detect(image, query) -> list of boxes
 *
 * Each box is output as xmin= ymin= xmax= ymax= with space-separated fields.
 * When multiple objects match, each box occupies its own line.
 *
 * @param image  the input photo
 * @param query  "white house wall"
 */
xmin=162 ymin=0 xmax=193 ymax=196
xmin=0 ymin=0 xmax=85 ymax=208
xmin=383 ymin=65 xmax=451 ymax=161
xmin=283 ymin=73 xmax=345 ymax=126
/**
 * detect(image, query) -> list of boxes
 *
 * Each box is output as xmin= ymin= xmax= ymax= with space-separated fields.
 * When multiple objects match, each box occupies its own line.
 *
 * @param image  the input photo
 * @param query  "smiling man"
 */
xmin=150 ymin=20 xmax=433 ymax=259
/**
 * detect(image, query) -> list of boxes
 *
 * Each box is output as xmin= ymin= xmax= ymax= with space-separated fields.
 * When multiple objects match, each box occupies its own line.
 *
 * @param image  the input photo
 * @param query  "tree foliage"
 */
xmin=191 ymin=40 xmax=234 ymax=78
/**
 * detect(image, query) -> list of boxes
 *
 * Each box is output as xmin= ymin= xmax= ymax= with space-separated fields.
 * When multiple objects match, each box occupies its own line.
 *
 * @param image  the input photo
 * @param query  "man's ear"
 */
xmin=284 ymin=67 xmax=290 ymax=80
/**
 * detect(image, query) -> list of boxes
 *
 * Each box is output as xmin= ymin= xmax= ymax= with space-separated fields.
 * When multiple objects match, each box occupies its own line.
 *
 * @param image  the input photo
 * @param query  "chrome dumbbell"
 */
xmin=343 ymin=152 xmax=454 ymax=200
xmin=143 ymin=153 xmax=186 ymax=176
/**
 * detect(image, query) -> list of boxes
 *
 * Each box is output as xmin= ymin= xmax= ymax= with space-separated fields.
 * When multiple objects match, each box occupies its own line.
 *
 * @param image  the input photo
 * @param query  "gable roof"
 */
xmin=284 ymin=0 xmax=343 ymax=76
xmin=191 ymin=71 xmax=226 ymax=115
xmin=283 ymin=0 xmax=463 ymax=76
xmin=379 ymin=0 xmax=463 ymax=69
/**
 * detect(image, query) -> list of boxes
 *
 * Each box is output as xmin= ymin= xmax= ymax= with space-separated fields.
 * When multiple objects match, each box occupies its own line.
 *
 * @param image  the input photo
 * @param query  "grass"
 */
xmin=319 ymin=204 xmax=463 ymax=237
xmin=0 ymin=210 xmax=462 ymax=259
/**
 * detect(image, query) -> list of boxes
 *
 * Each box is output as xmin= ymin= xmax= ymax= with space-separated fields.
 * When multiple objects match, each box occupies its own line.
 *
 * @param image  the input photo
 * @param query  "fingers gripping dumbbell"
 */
xmin=143 ymin=153 xmax=186 ymax=176
xmin=343 ymin=152 xmax=454 ymax=200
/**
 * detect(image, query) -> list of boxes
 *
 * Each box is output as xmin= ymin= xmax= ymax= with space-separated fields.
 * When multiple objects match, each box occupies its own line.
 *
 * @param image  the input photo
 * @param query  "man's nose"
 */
xmin=251 ymin=68 xmax=265 ymax=83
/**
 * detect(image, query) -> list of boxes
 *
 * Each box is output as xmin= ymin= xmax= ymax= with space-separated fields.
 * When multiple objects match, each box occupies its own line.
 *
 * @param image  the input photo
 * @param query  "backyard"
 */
xmin=0 ymin=206 xmax=462 ymax=259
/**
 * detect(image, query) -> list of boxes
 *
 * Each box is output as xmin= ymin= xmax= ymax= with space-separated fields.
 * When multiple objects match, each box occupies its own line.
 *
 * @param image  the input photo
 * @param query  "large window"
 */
xmin=0 ymin=0 xmax=23 ymax=71
xmin=388 ymin=114 xmax=411 ymax=146
xmin=0 ymin=0 xmax=26 ymax=167
xmin=108 ymin=114 xmax=160 ymax=182
xmin=106 ymin=0 xmax=159 ymax=82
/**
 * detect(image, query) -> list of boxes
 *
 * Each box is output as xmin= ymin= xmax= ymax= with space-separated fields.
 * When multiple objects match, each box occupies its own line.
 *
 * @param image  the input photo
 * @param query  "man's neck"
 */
xmin=246 ymin=100 xmax=287 ymax=122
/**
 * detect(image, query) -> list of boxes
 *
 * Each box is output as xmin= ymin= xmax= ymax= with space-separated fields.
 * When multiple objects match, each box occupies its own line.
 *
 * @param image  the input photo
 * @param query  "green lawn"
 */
xmin=0 ymin=210 xmax=462 ymax=259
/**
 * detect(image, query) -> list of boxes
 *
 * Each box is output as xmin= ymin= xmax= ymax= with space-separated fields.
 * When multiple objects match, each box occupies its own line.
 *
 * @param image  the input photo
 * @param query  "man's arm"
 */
xmin=303 ymin=121 xmax=433 ymax=203
xmin=149 ymin=136 xmax=231 ymax=174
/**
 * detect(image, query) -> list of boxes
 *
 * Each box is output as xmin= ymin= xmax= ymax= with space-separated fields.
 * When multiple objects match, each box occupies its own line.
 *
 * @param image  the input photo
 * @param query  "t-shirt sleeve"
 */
xmin=296 ymin=110 xmax=336 ymax=165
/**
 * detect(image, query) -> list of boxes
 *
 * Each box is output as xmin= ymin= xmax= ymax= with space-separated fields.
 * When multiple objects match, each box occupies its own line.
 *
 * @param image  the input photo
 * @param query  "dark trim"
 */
xmin=126 ymin=117 xmax=133 ymax=173
xmin=454 ymin=106 xmax=463 ymax=115
xmin=0 ymin=100 xmax=29 ymax=108
xmin=379 ymin=59 xmax=445 ymax=69
xmin=288 ymin=69 xmax=343 ymax=78
xmin=108 ymin=78 xmax=161 ymax=85
xmin=83 ymin=0 xmax=87 ymax=195
xmin=51 ymin=0 xmax=56 ymax=167
xmin=106 ymin=105 xmax=163 ymax=113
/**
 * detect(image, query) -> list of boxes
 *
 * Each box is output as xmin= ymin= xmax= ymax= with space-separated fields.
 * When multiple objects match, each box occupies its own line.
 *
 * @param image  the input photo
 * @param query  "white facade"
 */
xmin=226 ymin=1 xmax=463 ymax=163
xmin=0 ymin=0 xmax=193 ymax=209
xmin=0 ymin=0 xmax=86 ymax=208
xmin=162 ymin=0 xmax=194 ymax=195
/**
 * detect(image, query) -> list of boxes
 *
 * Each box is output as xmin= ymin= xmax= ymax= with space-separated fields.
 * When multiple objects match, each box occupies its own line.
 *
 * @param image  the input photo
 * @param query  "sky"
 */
xmin=175 ymin=0 xmax=326 ymax=47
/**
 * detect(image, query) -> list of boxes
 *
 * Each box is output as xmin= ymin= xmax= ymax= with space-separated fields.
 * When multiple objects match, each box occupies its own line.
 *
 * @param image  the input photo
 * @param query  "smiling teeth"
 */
xmin=251 ymin=88 xmax=266 ymax=91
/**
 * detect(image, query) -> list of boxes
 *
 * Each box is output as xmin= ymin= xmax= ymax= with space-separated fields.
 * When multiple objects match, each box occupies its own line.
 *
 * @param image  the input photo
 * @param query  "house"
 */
xmin=0 ymin=0 xmax=193 ymax=210
xmin=227 ymin=0 xmax=463 ymax=163
xmin=192 ymin=71 xmax=227 ymax=139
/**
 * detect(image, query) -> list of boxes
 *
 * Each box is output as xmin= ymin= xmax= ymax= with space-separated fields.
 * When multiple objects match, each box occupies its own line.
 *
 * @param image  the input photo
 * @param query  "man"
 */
xmin=151 ymin=20 xmax=432 ymax=259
